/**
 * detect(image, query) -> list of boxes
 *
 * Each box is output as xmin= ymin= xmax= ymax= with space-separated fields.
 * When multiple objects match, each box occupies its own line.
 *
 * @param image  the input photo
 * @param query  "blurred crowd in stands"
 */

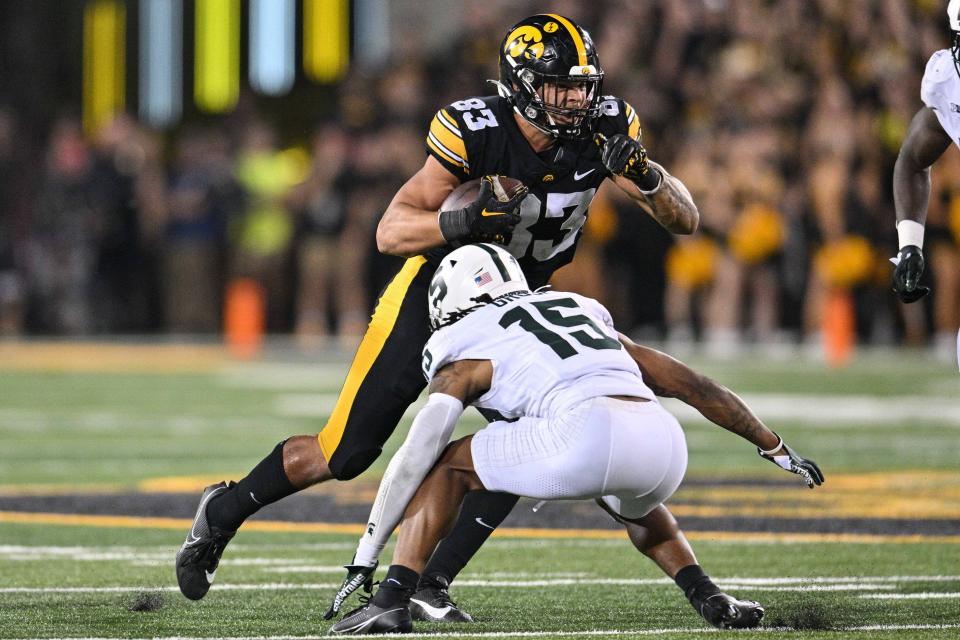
xmin=1 ymin=0 xmax=959 ymax=355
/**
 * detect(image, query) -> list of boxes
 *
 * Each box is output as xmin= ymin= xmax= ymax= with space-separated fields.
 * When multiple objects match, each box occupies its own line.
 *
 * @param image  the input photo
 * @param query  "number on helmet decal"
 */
xmin=429 ymin=276 xmax=448 ymax=305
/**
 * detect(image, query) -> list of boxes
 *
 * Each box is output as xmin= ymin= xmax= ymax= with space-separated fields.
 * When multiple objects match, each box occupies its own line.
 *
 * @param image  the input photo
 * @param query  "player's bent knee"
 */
xmin=283 ymin=435 xmax=334 ymax=487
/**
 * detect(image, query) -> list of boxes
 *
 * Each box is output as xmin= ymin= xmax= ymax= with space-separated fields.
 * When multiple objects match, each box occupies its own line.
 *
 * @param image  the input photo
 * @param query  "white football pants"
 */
xmin=471 ymin=396 xmax=687 ymax=519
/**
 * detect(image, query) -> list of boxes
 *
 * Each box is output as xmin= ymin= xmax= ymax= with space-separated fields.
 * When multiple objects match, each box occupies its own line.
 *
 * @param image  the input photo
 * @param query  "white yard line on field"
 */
xmin=251 ymin=568 xmax=598 ymax=579
xmin=721 ymin=584 xmax=895 ymax=592
xmin=132 ymin=559 xmax=346 ymax=568
xmin=6 ymin=623 xmax=960 ymax=639
xmin=258 ymin=565 xmax=423 ymax=574
xmin=0 ymin=408 xmax=276 ymax=434
xmin=0 ymin=544 xmax=351 ymax=559
xmin=272 ymin=394 xmax=454 ymax=421
xmin=661 ymin=395 xmax=960 ymax=427
xmin=850 ymin=624 xmax=960 ymax=631
xmin=719 ymin=575 xmax=960 ymax=584
xmin=860 ymin=592 xmax=960 ymax=599
xmin=0 ymin=584 xmax=338 ymax=593
xmin=271 ymin=392 xmax=960 ymax=425
xmin=0 ymin=545 xmax=171 ymax=562
xmin=2 ymin=574 xmax=956 ymax=594
xmin=218 ymin=362 xmax=352 ymax=390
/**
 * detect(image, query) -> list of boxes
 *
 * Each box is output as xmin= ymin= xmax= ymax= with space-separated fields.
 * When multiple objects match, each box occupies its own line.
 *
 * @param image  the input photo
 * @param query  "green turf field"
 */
xmin=0 ymin=524 xmax=959 ymax=639
xmin=0 ymin=343 xmax=958 ymax=638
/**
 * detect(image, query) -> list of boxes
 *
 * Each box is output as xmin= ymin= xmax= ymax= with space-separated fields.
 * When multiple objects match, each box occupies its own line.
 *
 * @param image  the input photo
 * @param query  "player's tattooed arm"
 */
xmin=614 ymin=162 xmax=699 ymax=235
xmin=618 ymin=334 xmax=779 ymax=451
xmin=429 ymin=359 xmax=493 ymax=404
xmin=429 ymin=363 xmax=467 ymax=399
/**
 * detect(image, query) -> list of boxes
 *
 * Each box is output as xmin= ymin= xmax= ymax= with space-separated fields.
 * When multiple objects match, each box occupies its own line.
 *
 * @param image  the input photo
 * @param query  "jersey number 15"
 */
xmin=499 ymin=297 xmax=621 ymax=359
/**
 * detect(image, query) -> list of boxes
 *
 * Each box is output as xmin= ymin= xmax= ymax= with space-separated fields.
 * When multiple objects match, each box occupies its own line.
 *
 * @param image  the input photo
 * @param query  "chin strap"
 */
xmin=487 ymin=78 xmax=513 ymax=100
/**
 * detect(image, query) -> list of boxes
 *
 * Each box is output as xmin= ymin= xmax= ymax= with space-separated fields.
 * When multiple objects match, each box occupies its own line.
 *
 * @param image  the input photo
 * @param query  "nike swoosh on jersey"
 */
xmin=205 ymin=569 xmax=216 ymax=584
xmin=480 ymin=209 xmax=507 ymax=217
xmin=474 ymin=517 xmax=495 ymax=529
xmin=410 ymin=598 xmax=453 ymax=620
xmin=574 ymin=168 xmax=596 ymax=180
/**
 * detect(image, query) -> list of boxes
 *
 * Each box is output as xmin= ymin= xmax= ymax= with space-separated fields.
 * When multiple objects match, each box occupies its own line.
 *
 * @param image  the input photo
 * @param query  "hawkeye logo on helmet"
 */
xmin=505 ymin=25 xmax=544 ymax=61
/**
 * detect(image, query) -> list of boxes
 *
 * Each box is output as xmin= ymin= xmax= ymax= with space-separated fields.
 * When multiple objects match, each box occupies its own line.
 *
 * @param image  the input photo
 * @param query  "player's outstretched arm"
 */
xmin=894 ymin=107 xmax=951 ymax=228
xmin=891 ymin=107 xmax=951 ymax=303
xmin=619 ymin=335 xmax=774 ymax=448
xmin=619 ymin=334 xmax=823 ymax=488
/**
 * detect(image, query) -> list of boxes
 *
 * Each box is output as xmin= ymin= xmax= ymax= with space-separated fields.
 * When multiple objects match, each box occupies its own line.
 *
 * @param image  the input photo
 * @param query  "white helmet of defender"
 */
xmin=428 ymin=243 xmax=529 ymax=330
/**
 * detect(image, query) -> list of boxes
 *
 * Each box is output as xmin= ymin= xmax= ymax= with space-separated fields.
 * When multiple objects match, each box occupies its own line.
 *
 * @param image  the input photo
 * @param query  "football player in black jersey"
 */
xmin=176 ymin=13 xmax=768 ymax=630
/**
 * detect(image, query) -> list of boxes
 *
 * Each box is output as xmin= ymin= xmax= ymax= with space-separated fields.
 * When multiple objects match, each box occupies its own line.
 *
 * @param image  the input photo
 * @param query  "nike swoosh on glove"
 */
xmin=758 ymin=438 xmax=824 ymax=489
xmin=439 ymin=175 xmax=528 ymax=245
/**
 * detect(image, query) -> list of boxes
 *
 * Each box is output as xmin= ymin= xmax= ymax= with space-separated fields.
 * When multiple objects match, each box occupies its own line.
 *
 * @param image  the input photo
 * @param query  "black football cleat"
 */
xmin=692 ymin=592 xmax=764 ymax=629
xmin=330 ymin=602 xmax=413 ymax=635
xmin=409 ymin=575 xmax=474 ymax=623
xmin=175 ymin=482 xmax=236 ymax=600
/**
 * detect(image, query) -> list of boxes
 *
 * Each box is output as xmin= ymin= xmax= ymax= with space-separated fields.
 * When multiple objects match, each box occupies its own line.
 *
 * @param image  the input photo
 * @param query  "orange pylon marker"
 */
xmin=225 ymin=278 xmax=265 ymax=359
xmin=824 ymin=289 xmax=855 ymax=368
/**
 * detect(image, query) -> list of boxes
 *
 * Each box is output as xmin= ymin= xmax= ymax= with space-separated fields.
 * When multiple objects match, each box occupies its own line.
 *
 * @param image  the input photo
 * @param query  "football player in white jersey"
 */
xmin=891 ymin=0 xmax=960 ymax=303
xmin=329 ymin=244 xmax=823 ymax=635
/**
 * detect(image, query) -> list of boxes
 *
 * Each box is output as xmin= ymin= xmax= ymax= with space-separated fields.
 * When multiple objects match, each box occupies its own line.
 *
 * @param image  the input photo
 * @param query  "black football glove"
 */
xmin=323 ymin=561 xmax=377 ymax=620
xmin=596 ymin=132 xmax=662 ymax=192
xmin=891 ymin=245 xmax=930 ymax=303
xmin=438 ymin=175 xmax=527 ymax=245
xmin=758 ymin=435 xmax=824 ymax=489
